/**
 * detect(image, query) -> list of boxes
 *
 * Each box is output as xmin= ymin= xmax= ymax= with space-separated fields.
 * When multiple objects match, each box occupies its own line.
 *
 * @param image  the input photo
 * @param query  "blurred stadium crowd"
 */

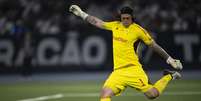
xmin=0 ymin=0 xmax=200 ymax=35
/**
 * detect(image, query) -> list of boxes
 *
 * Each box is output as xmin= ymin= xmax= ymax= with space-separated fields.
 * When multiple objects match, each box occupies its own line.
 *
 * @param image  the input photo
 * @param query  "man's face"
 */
xmin=121 ymin=14 xmax=133 ymax=27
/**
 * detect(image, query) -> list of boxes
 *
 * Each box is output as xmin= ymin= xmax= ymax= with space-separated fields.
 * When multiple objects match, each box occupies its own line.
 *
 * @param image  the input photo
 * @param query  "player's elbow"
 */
xmin=147 ymin=41 xmax=155 ymax=48
xmin=96 ymin=21 xmax=105 ymax=29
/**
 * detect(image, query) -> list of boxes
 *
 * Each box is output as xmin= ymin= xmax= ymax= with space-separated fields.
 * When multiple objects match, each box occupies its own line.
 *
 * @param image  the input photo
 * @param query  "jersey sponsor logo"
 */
xmin=113 ymin=36 xmax=128 ymax=43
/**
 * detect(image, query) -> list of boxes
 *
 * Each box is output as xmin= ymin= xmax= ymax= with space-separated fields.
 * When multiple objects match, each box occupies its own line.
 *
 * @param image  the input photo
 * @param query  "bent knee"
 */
xmin=144 ymin=88 xmax=160 ymax=100
xmin=100 ymin=88 xmax=114 ymax=98
xmin=146 ymin=94 xmax=159 ymax=100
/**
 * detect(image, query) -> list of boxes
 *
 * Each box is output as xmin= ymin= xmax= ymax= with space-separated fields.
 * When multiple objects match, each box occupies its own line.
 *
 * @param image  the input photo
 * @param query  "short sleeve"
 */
xmin=137 ymin=25 xmax=153 ymax=45
xmin=102 ymin=21 xmax=118 ymax=30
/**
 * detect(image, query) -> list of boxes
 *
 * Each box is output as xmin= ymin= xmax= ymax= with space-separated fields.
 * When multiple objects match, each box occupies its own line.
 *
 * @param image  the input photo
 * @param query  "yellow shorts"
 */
xmin=103 ymin=65 xmax=153 ymax=96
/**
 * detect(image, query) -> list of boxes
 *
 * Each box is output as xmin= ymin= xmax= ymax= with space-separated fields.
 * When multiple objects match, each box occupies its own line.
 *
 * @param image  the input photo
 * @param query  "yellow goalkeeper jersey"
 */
xmin=103 ymin=21 xmax=153 ymax=70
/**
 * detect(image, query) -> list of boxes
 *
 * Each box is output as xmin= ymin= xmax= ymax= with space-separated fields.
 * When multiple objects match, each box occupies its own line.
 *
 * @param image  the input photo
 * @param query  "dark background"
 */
xmin=0 ymin=0 xmax=200 ymax=74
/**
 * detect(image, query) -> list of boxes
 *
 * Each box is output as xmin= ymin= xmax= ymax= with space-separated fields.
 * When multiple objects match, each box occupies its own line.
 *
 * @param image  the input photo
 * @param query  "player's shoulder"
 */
xmin=132 ymin=23 xmax=154 ymax=37
xmin=131 ymin=23 xmax=148 ymax=33
xmin=131 ymin=23 xmax=144 ymax=29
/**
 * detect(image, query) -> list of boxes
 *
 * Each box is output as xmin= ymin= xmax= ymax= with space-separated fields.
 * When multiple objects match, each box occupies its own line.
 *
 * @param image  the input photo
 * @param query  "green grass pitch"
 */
xmin=0 ymin=79 xmax=201 ymax=101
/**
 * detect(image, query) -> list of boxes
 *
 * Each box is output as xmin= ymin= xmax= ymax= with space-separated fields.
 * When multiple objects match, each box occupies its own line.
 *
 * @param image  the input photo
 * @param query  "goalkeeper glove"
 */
xmin=69 ymin=5 xmax=89 ymax=20
xmin=166 ymin=57 xmax=183 ymax=70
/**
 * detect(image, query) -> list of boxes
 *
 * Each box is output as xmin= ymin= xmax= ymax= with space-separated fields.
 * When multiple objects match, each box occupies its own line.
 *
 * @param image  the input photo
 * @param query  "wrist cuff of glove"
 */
xmin=80 ymin=12 xmax=89 ymax=20
xmin=166 ymin=57 xmax=173 ymax=64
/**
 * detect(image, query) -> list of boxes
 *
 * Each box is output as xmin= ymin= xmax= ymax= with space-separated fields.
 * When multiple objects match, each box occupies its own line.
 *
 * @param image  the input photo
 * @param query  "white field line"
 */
xmin=17 ymin=94 xmax=63 ymax=101
xmin=163 ymin=91 xmax=201 ymax=95
xmin=17 ymin=91 xmax=201 ymax=101
xmin=126 ymin=91 xmax=201 ymax=96
xmin=63 ymin=91 xmax=201 ymax=97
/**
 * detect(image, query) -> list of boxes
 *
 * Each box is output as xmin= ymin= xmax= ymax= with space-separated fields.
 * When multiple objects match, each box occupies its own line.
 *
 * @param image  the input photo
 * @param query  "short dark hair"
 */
xmin=119 ymin=6 xmax=135 ymax=22
xmin=120 ymin=6 xmax=134 ymax=16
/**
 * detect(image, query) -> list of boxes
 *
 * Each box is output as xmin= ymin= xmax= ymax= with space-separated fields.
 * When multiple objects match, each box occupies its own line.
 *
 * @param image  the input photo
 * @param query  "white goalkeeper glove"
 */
xmin=69 ymin=5 xmax=89 ymax=20
xmin=166 ymin=57 xmax=183 ymax=70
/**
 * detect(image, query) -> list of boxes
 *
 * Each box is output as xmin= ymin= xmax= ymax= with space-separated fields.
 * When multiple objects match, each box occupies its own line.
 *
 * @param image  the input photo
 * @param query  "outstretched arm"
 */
xmin=85 ymin=16 xmax=105 ymax=29
xmin=148 ymin=41 xmax=183 ymax=70
xmin=69 ymin=5 xmax=105 ymax=29
xmin=149 ymin=41 xmax=170 ymax=60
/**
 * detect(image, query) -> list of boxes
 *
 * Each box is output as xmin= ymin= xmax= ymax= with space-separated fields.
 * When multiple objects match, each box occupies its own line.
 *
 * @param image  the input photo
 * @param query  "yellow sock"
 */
xmin=100 ymin=97 xmax=111 ymax=101
xmin=154 ymin=74 xmax=172 ymax=94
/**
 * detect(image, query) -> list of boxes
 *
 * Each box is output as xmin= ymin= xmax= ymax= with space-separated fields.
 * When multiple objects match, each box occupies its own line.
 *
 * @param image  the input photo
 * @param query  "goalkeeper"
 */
xmin=69 ymin=5 xmax=183 ymax=101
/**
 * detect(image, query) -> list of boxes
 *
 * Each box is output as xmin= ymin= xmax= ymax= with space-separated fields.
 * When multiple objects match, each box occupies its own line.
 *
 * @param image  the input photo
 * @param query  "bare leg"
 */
xmin=100 ymin=88 xmax=114 ymax=101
